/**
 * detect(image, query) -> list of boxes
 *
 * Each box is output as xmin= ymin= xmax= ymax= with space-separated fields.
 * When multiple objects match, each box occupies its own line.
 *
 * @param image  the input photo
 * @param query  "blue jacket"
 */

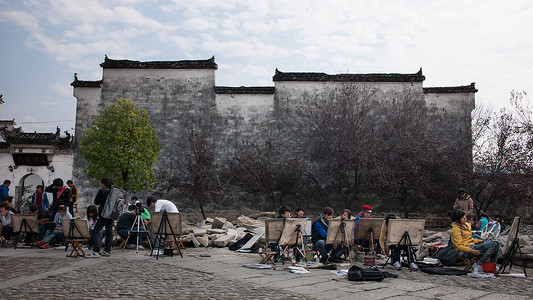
xmin=311 ymin=215 xmax=329 ymax=243
xmin=32 ymin=192 xmax=49 ymax=210
xmin=0 ymin=184 xmax=9 ymax=201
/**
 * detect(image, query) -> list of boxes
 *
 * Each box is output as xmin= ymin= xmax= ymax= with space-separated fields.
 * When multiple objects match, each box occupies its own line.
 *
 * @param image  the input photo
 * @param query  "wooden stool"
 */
xmin=460 ymin=256 xmax=479 ymax=271
xmin=67 ymin=239 xmax=86 ymax=257
xmin=258 ymin=251 xmax=276 ymax=265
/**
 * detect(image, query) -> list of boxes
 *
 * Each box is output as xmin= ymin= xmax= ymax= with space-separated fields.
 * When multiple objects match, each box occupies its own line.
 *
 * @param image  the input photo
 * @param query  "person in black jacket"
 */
xmin=85 ymin=177 xmax=114 ymax=258
xmin=45 ymin=178 xmax=71 ymax=221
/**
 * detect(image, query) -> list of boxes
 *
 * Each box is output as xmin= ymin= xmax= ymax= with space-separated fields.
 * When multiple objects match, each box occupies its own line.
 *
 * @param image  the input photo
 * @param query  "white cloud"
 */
xmin=0 ymin=10 xmax=40 ymax=32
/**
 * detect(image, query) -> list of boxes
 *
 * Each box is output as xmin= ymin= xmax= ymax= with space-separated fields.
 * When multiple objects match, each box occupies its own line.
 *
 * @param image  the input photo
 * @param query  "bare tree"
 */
xmin=230 ymin=120 xmax=305 ymax=210
xmin=366 ymin=86 xmax=453 ymax=217
xmin=288 ymin=83 xmax=379 ymax=209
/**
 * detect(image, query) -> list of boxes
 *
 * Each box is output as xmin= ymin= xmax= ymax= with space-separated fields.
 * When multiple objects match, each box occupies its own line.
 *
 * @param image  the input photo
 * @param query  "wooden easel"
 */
xmin=12 ymin=214 xmax=39 ymax=249
xmin=151 ymin=212 xmax=183 ymax=260
xmin=279 ymin=223 xmax=308 ymax=268
xmin=64 ymin=219 xmax=90 ymax=257
xmin=497 ymin=217 xmax=527 ymax=277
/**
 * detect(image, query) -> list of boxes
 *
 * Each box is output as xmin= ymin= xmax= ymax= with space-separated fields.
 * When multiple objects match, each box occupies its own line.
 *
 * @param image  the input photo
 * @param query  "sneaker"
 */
xmin=37 ymin=241 xmax=44 ymax=247
xmin=409 ymin=262 xmax=419 ymax=271
xmin=137 ymin=245 xmax=144 ymax=249
xmin=101 ymin=251 xmax=111 ymax=257
xmin=393 ymin=261 xmax=402 ymax=270
xmin=85 ymin=251 xmax=101 ymax=258
xmin=472 ymin=263 xmax=483 ymax=273
xmin=39 ymin=243 xmax=50 ymax=249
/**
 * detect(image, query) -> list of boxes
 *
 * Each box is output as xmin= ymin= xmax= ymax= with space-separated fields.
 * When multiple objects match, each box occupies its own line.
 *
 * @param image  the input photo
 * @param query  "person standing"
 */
xmin=453 ymin=188 xmax=474 ymax=216
xmin=45 ymin=178 xmax=71 ymax=221
xmin=32 ymin=185 xmax=49 ymax=210
xmin=85 ymin=177 xmax=115 ymax=258
xmin=67 ymin=180 xmax=78 ymax=216
xmin=0 ymin=180 xmax=11 ymax=202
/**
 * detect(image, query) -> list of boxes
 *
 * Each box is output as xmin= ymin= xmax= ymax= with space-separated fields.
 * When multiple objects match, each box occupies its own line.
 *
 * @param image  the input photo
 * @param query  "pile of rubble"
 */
xmin=180 ymin=212 xmax=276 ymax=248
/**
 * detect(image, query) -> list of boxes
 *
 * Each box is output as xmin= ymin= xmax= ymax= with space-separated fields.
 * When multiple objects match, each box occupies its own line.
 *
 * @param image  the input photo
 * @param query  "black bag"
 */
xmin=419 ymin=266 xmax=468 ymax=276
xmin=432 ymin=240 xmax=459 ymax=266
xmin=228 ymin=233 xmax=253 ymax=251
xmin=348 ymin=266 xmax=385 ymax=281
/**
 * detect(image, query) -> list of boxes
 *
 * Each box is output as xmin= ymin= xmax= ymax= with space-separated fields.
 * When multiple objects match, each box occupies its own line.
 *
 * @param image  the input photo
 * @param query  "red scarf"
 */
xmin=57 ymin=186 xmax=67 ymax=198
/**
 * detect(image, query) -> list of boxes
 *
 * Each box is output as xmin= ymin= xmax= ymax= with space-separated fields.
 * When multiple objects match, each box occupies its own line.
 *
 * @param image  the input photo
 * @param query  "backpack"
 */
xmin=348 ymin=266 xmax=385 ymax=281
xmin=100 ymin=185 xmax=125 ymax=220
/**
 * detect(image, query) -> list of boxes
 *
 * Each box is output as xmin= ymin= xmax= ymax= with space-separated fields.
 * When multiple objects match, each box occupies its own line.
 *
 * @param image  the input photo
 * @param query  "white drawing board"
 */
xmin=385 ymin=219 xmax=425 ymax=245
xmin=151 ymin=212 xmax=182 ymax=235
xmin=354 ymin=218 xmax=384 ymax=240
xmin=11 ymin=214 xmax=39 ymax=233
xmin=62 ymin=219 xmax=91 ymax=239
xmin=326 ymin=219 xmax=356 ymax=245
xmin=278 ymin=218 xmax=308 ymax=246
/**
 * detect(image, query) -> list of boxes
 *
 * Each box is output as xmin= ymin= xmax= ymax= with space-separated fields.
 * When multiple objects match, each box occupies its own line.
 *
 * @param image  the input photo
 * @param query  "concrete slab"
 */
xmin=436 ymin=288 xmax=490 ymax=300
xmin=410 ymin=286 xmax=464 ymax=298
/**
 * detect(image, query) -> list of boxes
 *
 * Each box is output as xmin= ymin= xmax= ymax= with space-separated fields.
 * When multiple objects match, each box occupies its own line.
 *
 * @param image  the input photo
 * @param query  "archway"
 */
xmin=15 ymin=173 xmax=44 ymax=210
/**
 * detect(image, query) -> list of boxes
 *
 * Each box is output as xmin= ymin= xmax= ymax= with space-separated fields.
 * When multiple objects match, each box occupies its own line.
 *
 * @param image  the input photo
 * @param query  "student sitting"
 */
xmin=354 ymin=205 xmax=374 ymax=249
xmin=379 ymin=213 xmax=418 ymax=271
xmin=0 ymin=203 xmax=14 ymax=240
xmin=116 ymin=205 xmax=142 ymax=247
xmin=29 ymin=204 xmax=50 ymax=242
xmin=38 ymin=205 xmax=72 ymax=248
xmin=311 ymin=207 xmax=345 ymax=263
xmin=269 ymin=205 xmax=291 ymax=261
xmin=86 ymin=205 xmax=104 ymax=249
xmin=449 ymin=209 xmax=499 ymax=273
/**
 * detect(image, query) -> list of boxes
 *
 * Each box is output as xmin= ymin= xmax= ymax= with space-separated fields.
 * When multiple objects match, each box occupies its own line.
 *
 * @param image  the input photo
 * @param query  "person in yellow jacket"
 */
xmin=449 ymin=210 xmax=499 ymax=273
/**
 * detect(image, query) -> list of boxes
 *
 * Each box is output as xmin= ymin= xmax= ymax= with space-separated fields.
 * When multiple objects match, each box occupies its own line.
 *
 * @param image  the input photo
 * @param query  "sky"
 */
xmin=1 ymin=0 xmax=532 ymax=134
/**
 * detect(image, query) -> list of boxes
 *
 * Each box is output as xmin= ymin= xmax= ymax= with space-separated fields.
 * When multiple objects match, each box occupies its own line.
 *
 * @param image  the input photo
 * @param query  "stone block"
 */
xmin=196 ymin=235 xmax=209 ymax=247
xmin=236 ymin=215 xmax=265 ymax=229
xmin=212 ymin=217 xmax=227 ymax=229
xmin=192 ymin=228 xmax=207 ymax=236
xmin=189 ymin=233 xmax=201 ymax=247
xmin=213 ymin=234 xmax=236 ymax=247
xmin=222 ymin=221 xmax=235 ymax=229
xmin=205 ymin=217 xmax=214 ymax=223
xmin=207 ymin=228 xmax=227 ymax=234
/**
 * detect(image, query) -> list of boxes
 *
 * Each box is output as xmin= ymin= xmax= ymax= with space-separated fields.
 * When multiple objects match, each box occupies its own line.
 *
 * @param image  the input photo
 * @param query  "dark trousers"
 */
xmin=90 ymin=217 xmax=114 ymax=253
xmin=390 ymin=245 xmax=415 ymax=264
xmin=68 ymin=202 xmax=75 ymax=216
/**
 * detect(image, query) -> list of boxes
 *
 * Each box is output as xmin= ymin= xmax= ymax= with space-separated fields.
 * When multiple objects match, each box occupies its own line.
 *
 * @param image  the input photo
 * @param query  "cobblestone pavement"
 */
xmin=0 ymin=246 xmax=532 ymax=299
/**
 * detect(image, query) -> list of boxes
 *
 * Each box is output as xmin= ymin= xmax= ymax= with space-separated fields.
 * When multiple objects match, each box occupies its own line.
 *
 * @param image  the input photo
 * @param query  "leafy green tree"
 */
xmin=80 ymin=98 xmax=162 ymax=193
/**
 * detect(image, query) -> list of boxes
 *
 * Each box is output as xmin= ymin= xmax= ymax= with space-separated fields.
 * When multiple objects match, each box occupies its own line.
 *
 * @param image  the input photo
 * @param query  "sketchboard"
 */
xmin=11 ymin=214 xmax=39 ymax=233
xmin=278 ymin=218 xmax=308 ymax=246
xmin=386 ymin=219 xmax=425 ymax=245
xmin=354 ymin=218 xmax=384 ymax=240
xmin=303 ymin=219 xmax=312 ymax=236
xmin=62 ymin=219 xmax=90 ymax=239
xmin=265 ymin=219 xmax=284 ymax=242
xmin=326 ymin=219 xmax=356 ymax=245
xmin=240 ymin=227 xmax=265 ymax=250
xmin=151 ymin=212 xmax=182 ymax=235
xmin=502 ymin=217 xmax=520 ymax=256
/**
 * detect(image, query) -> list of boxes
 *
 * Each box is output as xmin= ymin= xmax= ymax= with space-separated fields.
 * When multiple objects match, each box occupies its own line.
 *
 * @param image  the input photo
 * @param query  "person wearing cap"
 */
xmin=453 ymin=188 xmax=474 ymax=216
xmin=354 ymin=205 xmax=374 ymax=248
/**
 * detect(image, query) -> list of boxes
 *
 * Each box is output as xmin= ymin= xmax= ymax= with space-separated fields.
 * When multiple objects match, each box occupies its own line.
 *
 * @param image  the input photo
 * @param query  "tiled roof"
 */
xmin=273 ymin=68 xmax=425 ymax=82
xmin=423 ymin=83 xmax=477 ymax=93
xmin=71 ymin=79 xmax=103 ymax=87
xmin=215 ymin=86 xmax=275 ymax=94
xmin=0 ymin=129 xmax=72 ymax=149
xmin=100 ymin=55 xmax=218 ymax=70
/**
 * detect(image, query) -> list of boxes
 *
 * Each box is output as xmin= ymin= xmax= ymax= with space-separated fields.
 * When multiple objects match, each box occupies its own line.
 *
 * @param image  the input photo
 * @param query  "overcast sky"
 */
xmin=1 ymin=0 xmax=532 ymax=133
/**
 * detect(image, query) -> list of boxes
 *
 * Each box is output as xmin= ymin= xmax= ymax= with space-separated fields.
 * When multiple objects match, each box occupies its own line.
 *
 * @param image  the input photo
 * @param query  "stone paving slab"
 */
xmin=1 ymin=246 xmax=532 ymax=299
